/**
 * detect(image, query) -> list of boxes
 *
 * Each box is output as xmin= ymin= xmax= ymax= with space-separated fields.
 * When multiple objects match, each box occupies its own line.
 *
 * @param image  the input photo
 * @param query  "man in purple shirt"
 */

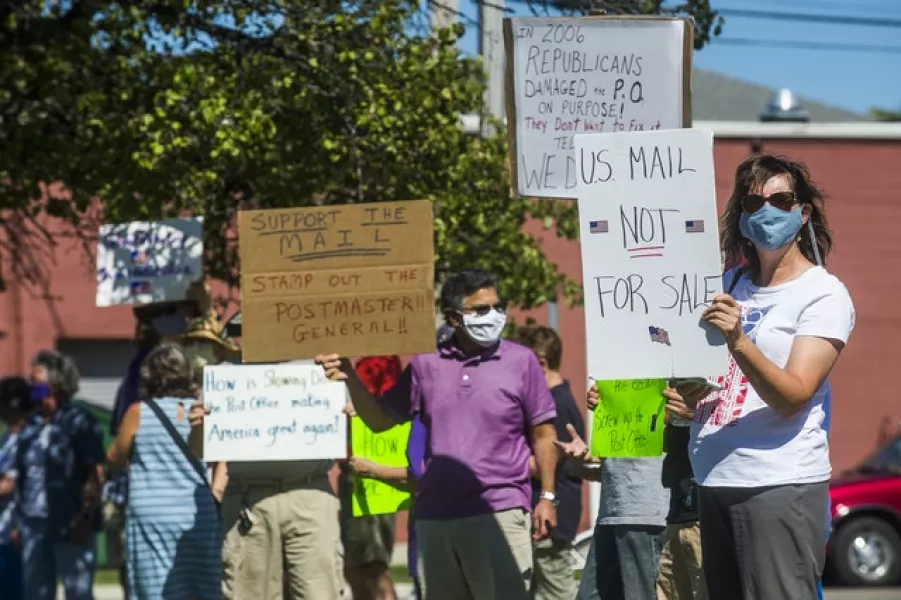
xmin=318 ymin=268 xmax=560 ymax=600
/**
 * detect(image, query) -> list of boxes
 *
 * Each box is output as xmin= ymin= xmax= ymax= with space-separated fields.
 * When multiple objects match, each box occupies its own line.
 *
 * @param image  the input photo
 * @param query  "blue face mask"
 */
xmin=30 ymin=382 xmax=50 ymax=405
xmin=739 ymin=204 xmax=804 ymax=251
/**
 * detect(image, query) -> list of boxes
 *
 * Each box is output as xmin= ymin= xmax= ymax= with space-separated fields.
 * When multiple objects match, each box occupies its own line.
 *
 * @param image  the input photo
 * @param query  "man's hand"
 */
xmin=554 ymin=424 xmax=591 ymax=463
xmin=314 ymin=354 xmax=353 ymax=381
xmin=348 ymin=457 xmax=379 ymax=478
xmin=532 ymin=500 xmax=557 ymax=540
xmin=586 ymin=383 xmax=599 ymax=411
xmin=663 ymin=387 xmax=697 ymax=421
xmin=343 ymin=404 xmax=357 ymax=417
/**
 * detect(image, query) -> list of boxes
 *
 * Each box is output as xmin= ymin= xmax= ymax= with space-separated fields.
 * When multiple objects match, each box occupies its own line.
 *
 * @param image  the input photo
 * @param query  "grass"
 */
xmin=95 ymin=569 xmax=120 ymax=586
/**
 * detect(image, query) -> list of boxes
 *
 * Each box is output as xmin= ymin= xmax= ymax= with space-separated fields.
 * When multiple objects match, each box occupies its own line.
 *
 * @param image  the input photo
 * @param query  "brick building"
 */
xmin=2 ymin=71 xmax=901 ymax=549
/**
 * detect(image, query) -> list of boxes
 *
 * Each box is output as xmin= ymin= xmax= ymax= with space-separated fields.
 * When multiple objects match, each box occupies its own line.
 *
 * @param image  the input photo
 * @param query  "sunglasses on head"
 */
xmin=461 ymin=301 xmax=507 ymax=316
xmin=741 ymin=191 xmax=798 ymax=214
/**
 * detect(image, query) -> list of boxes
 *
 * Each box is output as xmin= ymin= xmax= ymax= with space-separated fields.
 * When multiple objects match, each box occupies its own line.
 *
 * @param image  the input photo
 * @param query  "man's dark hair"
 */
xmin=31 ymin=349 xmax=80 ymax=401
xmin=0 ymin=376 xmax=32 ymax=413
xmin=440 ymin=268 xmax=500 ymax=313
xmin=512 ymin=325 xmax=563 ymax=370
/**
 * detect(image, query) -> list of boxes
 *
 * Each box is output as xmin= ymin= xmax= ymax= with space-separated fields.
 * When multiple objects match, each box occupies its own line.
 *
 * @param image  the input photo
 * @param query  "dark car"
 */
xmin=827 ymin=434 xmax=901 ymax=587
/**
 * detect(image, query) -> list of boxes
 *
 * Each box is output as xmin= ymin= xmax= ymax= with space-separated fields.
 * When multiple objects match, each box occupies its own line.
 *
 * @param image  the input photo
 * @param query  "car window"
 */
xmin=861 ymin=436 xmax=901 ymax=474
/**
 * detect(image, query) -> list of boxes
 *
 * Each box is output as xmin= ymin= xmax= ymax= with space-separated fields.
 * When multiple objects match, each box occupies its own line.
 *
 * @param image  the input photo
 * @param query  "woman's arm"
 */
xmin=211 ymin=461 xmax=229 ymax=503
xmin=107 ymin=403 xmax=141 ymax=471
xmin=731 ymin=335 xmax=842 ymax=418
xmin=705 ymin=294 xmax=845 ymax=418
xmin=0 ymin=474 xmax=14 ymax=497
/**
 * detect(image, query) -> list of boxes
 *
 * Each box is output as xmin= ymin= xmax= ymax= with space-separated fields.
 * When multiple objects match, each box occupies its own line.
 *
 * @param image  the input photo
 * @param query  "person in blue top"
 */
xmin=16 ymin=350 xmax=106 ymax=600
xmin=0 ymin=376 xmax=33 ymax=600
xmin=107 ymin=342 xmax=221 ymax=600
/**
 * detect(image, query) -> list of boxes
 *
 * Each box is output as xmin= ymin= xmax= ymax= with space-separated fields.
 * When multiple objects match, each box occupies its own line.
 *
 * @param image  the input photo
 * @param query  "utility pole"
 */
xmin=479 ymin=0 xmax=505 ymax=136
xmin=429 ymin=0 xmax=459 ymax=30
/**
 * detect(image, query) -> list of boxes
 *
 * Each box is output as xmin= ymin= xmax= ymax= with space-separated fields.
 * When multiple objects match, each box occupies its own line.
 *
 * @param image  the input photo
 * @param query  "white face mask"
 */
xmin=461 ymin=309 xmax=507 ymax=347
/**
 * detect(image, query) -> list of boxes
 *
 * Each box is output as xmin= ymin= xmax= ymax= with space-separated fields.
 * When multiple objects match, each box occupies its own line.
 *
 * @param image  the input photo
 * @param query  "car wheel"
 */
xmin=833 ymin=516 xmax=901 ymax=587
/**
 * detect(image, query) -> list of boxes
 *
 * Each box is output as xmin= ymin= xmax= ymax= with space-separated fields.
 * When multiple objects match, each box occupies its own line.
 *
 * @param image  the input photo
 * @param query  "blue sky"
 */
xmin=454 ymin=0 xmax=901 ymax=115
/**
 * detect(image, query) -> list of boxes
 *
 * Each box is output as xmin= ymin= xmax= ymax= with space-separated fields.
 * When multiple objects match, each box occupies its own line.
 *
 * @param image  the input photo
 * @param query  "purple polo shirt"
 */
xmin=382 ymin=339 xmax=556 ymax=520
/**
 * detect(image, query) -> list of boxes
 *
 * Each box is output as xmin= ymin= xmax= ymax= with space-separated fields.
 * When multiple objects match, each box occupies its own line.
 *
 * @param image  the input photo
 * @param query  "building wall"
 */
xmin=0 ymin=136 xmax=899 ymax=547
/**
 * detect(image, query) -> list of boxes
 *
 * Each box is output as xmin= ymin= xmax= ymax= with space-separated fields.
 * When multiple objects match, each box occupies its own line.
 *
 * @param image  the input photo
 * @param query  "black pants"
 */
xmin=698 ymin=482 xmax=829 ymax=600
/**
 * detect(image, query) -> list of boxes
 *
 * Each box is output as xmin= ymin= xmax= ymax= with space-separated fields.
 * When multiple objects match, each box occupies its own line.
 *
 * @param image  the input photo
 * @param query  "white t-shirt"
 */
xmin=689 ymin=266 xmax=855 ymax=487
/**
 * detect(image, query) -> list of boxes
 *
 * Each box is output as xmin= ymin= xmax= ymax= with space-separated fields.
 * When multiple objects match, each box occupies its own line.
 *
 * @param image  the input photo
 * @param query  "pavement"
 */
xmin=76 ymin=584 xmax=901 ymax=600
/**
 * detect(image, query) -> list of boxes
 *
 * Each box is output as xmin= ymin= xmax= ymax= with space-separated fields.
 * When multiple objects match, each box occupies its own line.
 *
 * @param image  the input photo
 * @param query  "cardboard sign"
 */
xmin=575 ymin=128 xmax=728 ymax=380
xmin=503 ymin=16 xmax=693 ymax=199
xmin=96 ymin=218 xmax=204 ymax=307
xmin=238 ymin=200 xmax=436 ymax=362
xmin=591 ymin=379 xmax=667 ymax=458
xmin=350 ymin=416 xmax=412 ymax=516
xmin=202 ymin=363 xmax=347 ymax=462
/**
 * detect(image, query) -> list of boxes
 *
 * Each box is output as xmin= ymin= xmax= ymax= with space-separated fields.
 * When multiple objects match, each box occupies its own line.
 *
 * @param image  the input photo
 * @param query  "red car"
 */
xmin=827 ymin=435 xmax=901 ymax=587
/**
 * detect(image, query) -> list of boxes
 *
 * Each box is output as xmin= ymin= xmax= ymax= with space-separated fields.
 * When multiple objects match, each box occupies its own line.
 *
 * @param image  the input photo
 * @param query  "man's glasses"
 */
xmin=741 ymin=191 xmax=798 ymax=214
xmin=461 ymin=302 xmax=508 ymax=316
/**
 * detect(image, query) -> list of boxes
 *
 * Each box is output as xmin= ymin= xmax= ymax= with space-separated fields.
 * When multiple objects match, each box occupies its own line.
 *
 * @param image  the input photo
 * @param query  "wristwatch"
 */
xmin=539 ymin=490 xmax=558 ymax=506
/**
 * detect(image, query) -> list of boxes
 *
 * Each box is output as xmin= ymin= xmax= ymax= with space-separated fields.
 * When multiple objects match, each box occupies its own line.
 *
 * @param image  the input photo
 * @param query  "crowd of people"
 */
xmin=0 ymin=153 xmax=855 ymax=600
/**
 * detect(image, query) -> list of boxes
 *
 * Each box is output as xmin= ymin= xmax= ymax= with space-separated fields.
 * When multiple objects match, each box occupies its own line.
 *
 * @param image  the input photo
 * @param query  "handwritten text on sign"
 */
xmin=576 ymin=129 xmax=727 ymax=380
xmin=351 ymin=417 xmax=412 ymax=516
xmin=238 ymin=200 xmax=436 ymax=362
xmin=590 ymin=379 xmax=667 ymax=458
xmin=202 ymin=364 xmax=347 ymax=462
xmin=96 ymin=218 xmax=203 ymax=307
xmin=505 ymin=17 xmax=689 ymax=198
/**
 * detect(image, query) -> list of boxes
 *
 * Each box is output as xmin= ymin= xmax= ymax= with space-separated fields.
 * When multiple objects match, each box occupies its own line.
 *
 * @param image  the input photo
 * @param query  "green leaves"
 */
xmin=0 ymin=0 xmax=720 ymax=306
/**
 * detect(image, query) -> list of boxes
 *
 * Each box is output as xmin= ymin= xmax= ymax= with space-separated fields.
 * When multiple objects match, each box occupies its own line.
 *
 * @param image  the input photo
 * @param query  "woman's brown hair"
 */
xmin=721 ymin=154 xmax=833 ymax=280
xmin=139 ymin=342 xmax=198 ymax=400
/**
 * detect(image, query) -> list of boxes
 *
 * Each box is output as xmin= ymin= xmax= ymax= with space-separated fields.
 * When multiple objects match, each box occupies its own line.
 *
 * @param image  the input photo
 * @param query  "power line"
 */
xmin=714 ymin=36 xmax=901 ymax=55
xmin=717 ymin=8 xmax=901 ymax=29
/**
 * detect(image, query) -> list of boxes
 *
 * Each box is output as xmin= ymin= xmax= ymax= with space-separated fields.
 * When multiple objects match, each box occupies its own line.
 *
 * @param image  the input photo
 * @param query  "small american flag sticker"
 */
xmin=589 ymin=220 xmax=609 ymax=234
xmin=649 ymin=326 xmax=671 ymax=346
xmin=130 ymin=281 xmax=152 ymax=295
xmin=685 ymin=220 xmax=705 ymax=233
xmin=130 ymin=250 xmax=149 ymax=265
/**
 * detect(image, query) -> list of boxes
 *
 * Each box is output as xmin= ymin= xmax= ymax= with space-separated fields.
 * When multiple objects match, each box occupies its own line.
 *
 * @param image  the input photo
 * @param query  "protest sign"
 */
xmin=96 ymin=218 xmax=203 ymax=307
xmin=237 ymin=200 xmax=436 ymax=363
xmin=591 ymin=379 xmax=667 ymax=458
xmin=575 ymin=128 xmax=728 ymax=380
xmin=202 ymin=363 xmax=347 ymax=462
xmin=350 ymin=417 xmax=412 ymax=516
xmin=503 ymin=16 xmax=692 ymax=199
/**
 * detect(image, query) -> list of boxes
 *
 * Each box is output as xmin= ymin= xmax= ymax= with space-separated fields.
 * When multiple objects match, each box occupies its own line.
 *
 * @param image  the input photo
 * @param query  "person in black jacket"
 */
xmin=512 ymin=325 xmax=585 ymax=600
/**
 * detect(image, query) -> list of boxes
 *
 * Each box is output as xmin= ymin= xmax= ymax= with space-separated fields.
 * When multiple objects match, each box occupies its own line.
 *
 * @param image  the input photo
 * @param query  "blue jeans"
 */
xmin=20 ymin=518 xmax=96 ymax=600
xmin=0 ymin=542 xmax=23 ymax=600
xmin=577 ymin=524 xmax=666 ymax=600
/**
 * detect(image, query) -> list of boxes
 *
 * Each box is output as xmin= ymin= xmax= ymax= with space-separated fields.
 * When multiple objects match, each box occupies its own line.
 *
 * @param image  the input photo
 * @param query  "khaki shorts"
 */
xmin=221 ymin=478 xmax=343 ymax=600
xmin=656 ymin=521 xmax=707 ymax=600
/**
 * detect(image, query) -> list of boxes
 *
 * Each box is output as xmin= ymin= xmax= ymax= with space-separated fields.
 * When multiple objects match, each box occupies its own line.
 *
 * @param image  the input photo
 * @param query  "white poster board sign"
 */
xmin=504 ymin=16 xmax=691 ymax=199
xmin=202 ymin=363 xmax=347 ymax=462
xmin=96 ymin=218 xmax=204 ymax=307
xmin=576 ymin=128 xmax=728 ymax=380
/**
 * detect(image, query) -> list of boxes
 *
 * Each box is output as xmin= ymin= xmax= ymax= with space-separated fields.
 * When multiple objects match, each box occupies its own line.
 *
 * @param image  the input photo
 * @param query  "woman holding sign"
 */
xmin=669 ymin=155 xmax=855 ymax=600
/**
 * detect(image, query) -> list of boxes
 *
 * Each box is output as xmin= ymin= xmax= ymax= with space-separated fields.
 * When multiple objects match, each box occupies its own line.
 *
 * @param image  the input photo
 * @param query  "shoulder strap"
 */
xmin=144 ymin=399 xmax=210 ymax=488
xmin=727 ymin=267 xmax=747 ymax=295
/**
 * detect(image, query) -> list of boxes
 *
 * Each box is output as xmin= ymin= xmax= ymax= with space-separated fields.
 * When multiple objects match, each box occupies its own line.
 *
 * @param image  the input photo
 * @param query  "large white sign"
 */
xmin=505 ymin=17 xmax=689 ymax=199
xmin=576 ymin=128 xmax=728 ymax=380
xmin=202 ymin=363 xmax=347 ymax=462
xmin=96 ymin=218 xmax=204 ymax=307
